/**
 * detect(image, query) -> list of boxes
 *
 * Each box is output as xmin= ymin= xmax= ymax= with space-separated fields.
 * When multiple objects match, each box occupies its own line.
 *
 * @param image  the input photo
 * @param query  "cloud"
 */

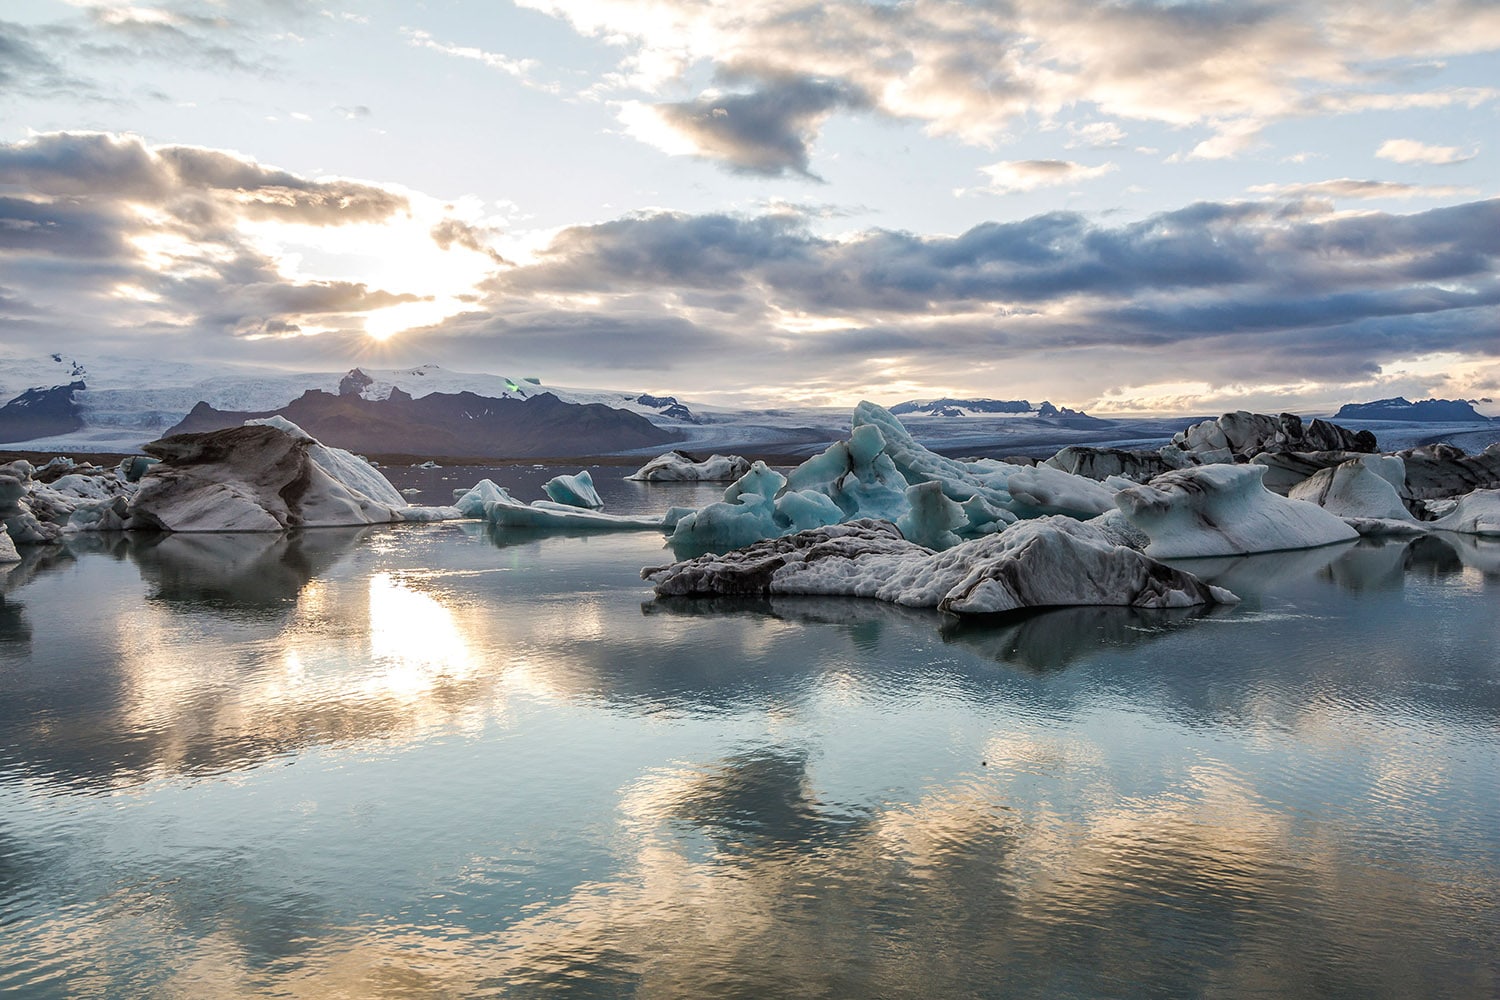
xmin=516 ymin=0 xmax=1500 ymax=169
xmin=431 ymin=196 xmax=1500 ymax=399
xmin=966 ymin=159 xmax=1117 ymax=196
xmin=622 ymin=76 xmax=868 ymax=177
xmin=430 ymin=218 xmax=511 ymax=265
xmin=0 ymin=131 xmax=421 ymax=348
xmin=403 ymin=28 xmax=536 ymax=78
xmin=1065 ymin=122 xmax=1126 ymax=149
xmin=1376 ymin=138 xmax=1478 ymax=165
xmin=1248 ymin=179 xmax=1478 ymax=200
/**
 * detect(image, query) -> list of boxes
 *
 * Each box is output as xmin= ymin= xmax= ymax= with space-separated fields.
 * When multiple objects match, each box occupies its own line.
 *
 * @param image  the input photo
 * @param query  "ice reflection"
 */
xmin=645 ymin=594 xmax=1227 ymax=674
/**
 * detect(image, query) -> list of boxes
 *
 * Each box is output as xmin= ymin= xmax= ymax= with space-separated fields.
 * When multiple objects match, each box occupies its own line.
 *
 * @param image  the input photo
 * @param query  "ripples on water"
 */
xmin=1 ymin=471 xmax=1497 ymax=998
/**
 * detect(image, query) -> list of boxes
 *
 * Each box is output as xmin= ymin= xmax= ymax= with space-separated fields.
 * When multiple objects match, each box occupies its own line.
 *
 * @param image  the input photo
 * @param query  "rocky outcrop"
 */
xmin=0 ymin=381 xmax=86 ymax=443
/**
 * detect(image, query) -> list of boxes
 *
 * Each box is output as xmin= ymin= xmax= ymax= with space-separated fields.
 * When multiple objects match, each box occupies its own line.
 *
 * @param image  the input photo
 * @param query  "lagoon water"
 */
xmin=1 ymin=469 xmax=1497 ymax=998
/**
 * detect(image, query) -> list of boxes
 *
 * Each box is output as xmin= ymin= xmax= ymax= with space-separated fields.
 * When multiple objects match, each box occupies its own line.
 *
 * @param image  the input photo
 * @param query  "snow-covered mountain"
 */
xmin=0 ymin=354 xmax=733 ymax=453
xmin=1334 ymin=397 xmax=1493 ymax=423
xmin=889 ymin=397 xmax=1100 ymax=422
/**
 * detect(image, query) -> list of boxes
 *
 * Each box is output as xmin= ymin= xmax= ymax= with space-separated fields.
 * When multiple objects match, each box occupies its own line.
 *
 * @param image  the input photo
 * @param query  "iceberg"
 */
xmin=664 ymin=402 xmax=1117 ymax=554
xmin=482 ymin=494 xmax=664 ymax=531
xmin=1115 ymin=464 xmax=1360 ymax=558
xmin=452 ymin=479 xmax=514 ymax=518
xmin=627 ymin=451 xmax=752 ymax=482
xmin=0 ymin=522 xmax=19 ymax=563
xmin=543 ymin=470 xmax=605 ymax=509
xmin=647 ymin=518 xmax=1237 ymax=615
xmin=1288 ymin=455 xmax=1415 ymax=522
xmin=1432 ymin=489 xmax=1500 ymax=536
xmin=130 ymin=420 xmax=426 ymax=531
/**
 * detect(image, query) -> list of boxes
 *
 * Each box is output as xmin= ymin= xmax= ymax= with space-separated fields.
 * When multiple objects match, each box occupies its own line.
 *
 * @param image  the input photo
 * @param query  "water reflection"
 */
xmin=646 ymin=594 xmax=1225 ymax=675
xmin=939 ymin=604 xmax=1226 ymax=673
xmin=130 ymin=527 xmax=372 ymax=613
xmin=1 ymin=524 xmax=1497 ymax=998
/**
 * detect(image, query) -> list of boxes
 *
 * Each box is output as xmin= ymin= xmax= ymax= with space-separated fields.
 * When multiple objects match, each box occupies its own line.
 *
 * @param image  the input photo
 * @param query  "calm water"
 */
xmin=1 ymin=469 xmax=1497 ymax=999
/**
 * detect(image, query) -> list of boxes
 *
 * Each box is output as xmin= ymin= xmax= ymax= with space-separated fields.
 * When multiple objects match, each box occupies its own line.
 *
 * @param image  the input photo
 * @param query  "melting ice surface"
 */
xmin=1 ymin=469 xmax=1498 ymax=999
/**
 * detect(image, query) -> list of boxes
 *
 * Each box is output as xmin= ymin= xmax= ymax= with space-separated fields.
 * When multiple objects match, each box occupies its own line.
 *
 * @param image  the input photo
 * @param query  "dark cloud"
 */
xmin=0 ymin=133 xmax=408 ymax=224
xmin=648 ymin=76 xmax=869 ymax=177
xmin=452 ymin=196 xmax=1500 ymax=390
xmin=431 ymin=218 xmax=510 ymax=265
xmin=0 ymin=131 xmax=420 ymax=350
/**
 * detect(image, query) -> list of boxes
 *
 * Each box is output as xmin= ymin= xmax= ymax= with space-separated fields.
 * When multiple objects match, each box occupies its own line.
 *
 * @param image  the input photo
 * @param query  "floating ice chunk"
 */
xmin=896 ymin=481 xmax=967 ymax=550
xmin=543 ymin=470 xmax=604 ymax=509
xmin=131 ymin=422 xmax=414 ymax=531
xmin=1289 ymin=455 xmax=1413 ymax=522
xmin=453 ymin=479 xmax=514 ymax=518
xmin=1432 ymin=488 xmax=1500 ymax=536
xmin=1115 ymin=464 xmax=1360 ymax=558
xmin=417 ymin=460 xmax=441 ymax=469
xmin=647 ymin=517 xmax=1237 ymax=615
xmin=0 ymin=523 xmax=18 ymax=563
xmin=482 ymin=494 xmax=663 ymax=531
xmin=627 ymin=451 xmax=752 ymax=482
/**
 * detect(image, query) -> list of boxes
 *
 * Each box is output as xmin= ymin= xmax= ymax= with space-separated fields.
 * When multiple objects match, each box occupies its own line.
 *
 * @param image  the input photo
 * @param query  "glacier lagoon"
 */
xmin=1 ymin=468 xmax=1497 ymax=999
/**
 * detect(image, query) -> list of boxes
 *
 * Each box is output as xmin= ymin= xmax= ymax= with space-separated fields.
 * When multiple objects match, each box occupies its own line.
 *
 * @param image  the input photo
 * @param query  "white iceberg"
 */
xmin=647 ymin=518 xmax=1238 ymax=615
xmin=1115 ymin=464 xmax=1360 ymax=558
xmin=1432 ymin=488 xmax=1500 ymax=536
xmin=1288 ymin=455 xmax=1414 ymax=522
xmin=246 ymin=415 xmax=411 ymax=510
xmin=543 ymin=470 xmax=604 ymax=509
xmin=130 ymin=419 xmax=439 ymax=532
xmin=452 ymin=479 xmax=514 ymax=518
xmin=482 ymin=494 xmax=664 ymax=531
xmin=627 ymin=451 xmax=752 ymax=482
xmin=0 ymin=523 xmax=19 ymax=563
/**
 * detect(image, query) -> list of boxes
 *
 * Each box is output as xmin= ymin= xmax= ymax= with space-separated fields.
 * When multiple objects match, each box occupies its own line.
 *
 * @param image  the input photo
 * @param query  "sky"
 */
xmin=1 ymin=0 xmax=1498 ymax=414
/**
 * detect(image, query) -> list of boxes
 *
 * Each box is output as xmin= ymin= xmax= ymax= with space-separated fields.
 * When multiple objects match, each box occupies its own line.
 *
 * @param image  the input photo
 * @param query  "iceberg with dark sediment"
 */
xmin=647 ymin=518 xmax=1238 ymax=615
xmin=128 ymin=417 xmax=458 ymax=532
xmin=627 ymin=451 xmax=752 ymax=482
xmin=1115 ymin=464 xmax=1360 ymax=558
